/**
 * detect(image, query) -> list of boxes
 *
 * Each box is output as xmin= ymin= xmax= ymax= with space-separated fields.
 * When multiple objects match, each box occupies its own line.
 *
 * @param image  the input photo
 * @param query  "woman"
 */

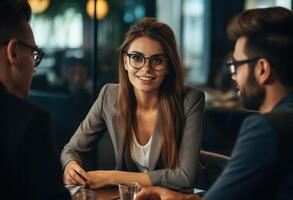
xmin=61 ymin=17 xmax=204 ymax=190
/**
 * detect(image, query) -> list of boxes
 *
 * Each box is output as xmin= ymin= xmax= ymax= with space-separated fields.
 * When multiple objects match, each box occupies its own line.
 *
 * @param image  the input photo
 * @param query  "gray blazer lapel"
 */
xmin=148 ymin=128 xmax=162 ymax=170
xmin=123 ymin=142 xmax=140 ymax=171
xmin=114 ymin=117 xmax=127 ymax=169
xmin=108 ymin=102 xmax=127 ymax=169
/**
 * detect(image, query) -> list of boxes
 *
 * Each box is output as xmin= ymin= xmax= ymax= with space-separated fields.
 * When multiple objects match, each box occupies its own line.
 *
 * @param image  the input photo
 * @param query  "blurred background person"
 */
xmin=56 ymin=56 xmax=92 ymax=120
xmin=58 ymin=56 xmax=91 ymax=95
xmin=205 ymin=52 xmax=240 ymax=109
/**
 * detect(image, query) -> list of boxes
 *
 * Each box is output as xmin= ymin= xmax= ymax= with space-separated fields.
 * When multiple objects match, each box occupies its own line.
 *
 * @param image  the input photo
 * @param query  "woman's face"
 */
xmin=123 ymin=36 xmax=169 ymax=95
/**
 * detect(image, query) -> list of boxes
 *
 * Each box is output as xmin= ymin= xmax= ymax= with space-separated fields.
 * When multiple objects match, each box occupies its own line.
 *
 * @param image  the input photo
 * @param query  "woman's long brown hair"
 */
xmin=118 ymin=17 xmax=185 ymax=169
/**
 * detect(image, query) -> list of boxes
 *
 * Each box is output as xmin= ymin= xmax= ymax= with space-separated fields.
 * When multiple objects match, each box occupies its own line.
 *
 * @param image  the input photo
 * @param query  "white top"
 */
xmin=131 ymin=134 xmax=153 ymax=172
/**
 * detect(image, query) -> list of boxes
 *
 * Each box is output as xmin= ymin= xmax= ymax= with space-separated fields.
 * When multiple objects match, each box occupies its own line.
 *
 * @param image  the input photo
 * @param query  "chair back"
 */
xmin=28 ymin=90 xmax=90 ymax=153
xmin=195 ymin=150 xmax=230 ymax=190
xmin=202 ymin=107 xmax=252 ymax=155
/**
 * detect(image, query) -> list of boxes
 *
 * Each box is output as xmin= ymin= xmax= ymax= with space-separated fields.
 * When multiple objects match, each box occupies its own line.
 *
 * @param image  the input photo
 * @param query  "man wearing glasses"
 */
xmin=0 ymin=0 xmax=70 ymax=199
xmin=136 ymin=6 xmax=293 ymax=200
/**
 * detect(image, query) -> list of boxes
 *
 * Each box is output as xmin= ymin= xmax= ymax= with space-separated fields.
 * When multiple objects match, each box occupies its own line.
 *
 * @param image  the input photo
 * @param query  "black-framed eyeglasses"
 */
xmin=225 ymin=57 xmax=261 ymax=74
xmin=17 ymin=41 xmax=44 ymax=67
xmin=124 ymin=52 xmax=168 ymax=71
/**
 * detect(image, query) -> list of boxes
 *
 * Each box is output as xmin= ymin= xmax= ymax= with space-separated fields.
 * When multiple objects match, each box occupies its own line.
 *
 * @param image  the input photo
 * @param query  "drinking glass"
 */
xmin=118 ymin=182 xmax=140 ymax=200
xmin=72 ymin=188 xmax=96 ymax=200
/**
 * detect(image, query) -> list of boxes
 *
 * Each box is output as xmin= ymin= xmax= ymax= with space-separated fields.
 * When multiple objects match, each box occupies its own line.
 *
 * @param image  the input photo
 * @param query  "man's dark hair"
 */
xmin=227 ymin=7 xmax=293 ymax=87
xmin=0 ymin=0 xmax=32 ymax=44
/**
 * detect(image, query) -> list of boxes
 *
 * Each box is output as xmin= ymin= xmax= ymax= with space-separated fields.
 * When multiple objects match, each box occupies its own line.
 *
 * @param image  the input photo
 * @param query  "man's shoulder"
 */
xmin=243 ymin=111 xmax=293 ymax=129
xmin=0 ymin=92 xmax=51 ymax=157
xmin=242 ymin=113 xmax=274 ymax=129
xmin=243 ymin=113 xmax=267 ymax=122
xmin=0 ymin=92 xmax=49 ymax=129
xmin=263 ymin=111 xmax=293 ymax=131
xmin=2 ymin=92 xmax=45 ymax=115
xmin=238 ymin=113 xmax=278 ymax=140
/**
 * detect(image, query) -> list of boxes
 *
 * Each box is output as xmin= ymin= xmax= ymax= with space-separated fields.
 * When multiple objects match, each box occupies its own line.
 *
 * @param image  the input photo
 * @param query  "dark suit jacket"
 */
xmin=203 ymin=93 xmax=293 ymax=200
xmin=0 ymin=82 xmax=70 ymax=200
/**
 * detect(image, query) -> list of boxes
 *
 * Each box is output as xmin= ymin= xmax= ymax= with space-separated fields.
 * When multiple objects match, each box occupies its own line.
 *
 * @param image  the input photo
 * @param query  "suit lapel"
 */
xmin=148 ymin=126 xmax=163 ymax=171
xmin=123 ymin=141 xmax=139 ymax=171
xmin=112 ymin=113 xmax=127 ymax=170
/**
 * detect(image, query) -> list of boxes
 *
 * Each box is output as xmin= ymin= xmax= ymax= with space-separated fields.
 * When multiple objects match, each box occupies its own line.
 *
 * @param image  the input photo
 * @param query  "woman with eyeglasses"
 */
xmin=61 ymin=17 xmax=204 ymax=190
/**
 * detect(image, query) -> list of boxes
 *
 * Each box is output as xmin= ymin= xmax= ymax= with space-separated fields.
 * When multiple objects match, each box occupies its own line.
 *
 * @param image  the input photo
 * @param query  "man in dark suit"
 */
xmin=135 ymin=7 xmax=293 ymax=200
xmin=0 ymin=1 xmax=70 ymax=199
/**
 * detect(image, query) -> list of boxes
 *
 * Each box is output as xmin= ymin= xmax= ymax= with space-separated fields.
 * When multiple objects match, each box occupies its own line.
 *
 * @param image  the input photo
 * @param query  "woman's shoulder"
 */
xmin=96 ymin=83 xmax=119 ymax=104
xmin=180 ymin=86 xmax=205 ymax=114
xmin=182 ymin=86 xmax=205 ymax=104
xmin=101 ymin=83 xmax=119 ymax=93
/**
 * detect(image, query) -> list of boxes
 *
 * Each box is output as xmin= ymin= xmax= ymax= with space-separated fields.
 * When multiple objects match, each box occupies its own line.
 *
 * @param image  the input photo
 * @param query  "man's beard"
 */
xmin=238 ymin=72 xmax=265 ymax=111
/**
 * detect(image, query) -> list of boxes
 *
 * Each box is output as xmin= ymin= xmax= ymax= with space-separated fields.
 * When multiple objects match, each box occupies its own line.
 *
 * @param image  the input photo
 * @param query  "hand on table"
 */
xmin=63 ymin=160 xmax=91 ymax=186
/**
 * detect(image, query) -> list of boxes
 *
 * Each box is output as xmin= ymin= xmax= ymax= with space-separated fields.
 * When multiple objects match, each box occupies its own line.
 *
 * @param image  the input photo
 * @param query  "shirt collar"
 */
xmin=273 ymin=92 xmax=293 ymax=111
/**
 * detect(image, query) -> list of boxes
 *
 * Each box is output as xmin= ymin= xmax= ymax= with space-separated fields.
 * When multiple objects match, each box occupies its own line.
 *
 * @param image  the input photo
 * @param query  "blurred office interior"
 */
xmin=27 ymin=0 xmax=292 ymax=157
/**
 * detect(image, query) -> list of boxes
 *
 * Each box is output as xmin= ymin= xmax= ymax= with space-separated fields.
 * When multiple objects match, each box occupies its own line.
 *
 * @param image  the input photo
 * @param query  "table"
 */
xmin=73 ymin=186 xmax=199 ymax=199
xmin=95 ymin=188 xmax=119 ymax=200
xmin=67 ymin=185 xmax=119 ymax=200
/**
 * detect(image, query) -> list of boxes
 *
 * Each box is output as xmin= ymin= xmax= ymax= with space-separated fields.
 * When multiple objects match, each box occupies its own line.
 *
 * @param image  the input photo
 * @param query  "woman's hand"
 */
xmin=135 ymin=186 xmax=200 ymax=200
xmin=86 ymin=170 xmax=113 ymax=189
xmin=63 ymin=160 xmax=91 ymax=186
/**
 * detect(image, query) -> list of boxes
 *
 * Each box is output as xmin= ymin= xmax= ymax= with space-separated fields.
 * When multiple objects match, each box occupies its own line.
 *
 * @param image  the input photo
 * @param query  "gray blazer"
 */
xmin=61 ymin=84 xmax=205 ymax=189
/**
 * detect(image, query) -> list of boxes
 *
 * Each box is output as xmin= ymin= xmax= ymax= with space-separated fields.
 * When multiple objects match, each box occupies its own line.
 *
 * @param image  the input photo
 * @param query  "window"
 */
xmin=245 ymin=0 xmax=292 ymax=9
xmin=157 ymin=0 xmax=208 ymax=86
xmin=31 ymin=8 xmax=83 ymax=48
xmin=182 ymin=0 xmax=207 ymax=85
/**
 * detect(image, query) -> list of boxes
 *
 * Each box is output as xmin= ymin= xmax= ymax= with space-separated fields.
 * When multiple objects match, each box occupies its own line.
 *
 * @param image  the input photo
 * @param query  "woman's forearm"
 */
xmin=87 ymin=170 xmax=152 ymax=188
xmin=110 ymin=170 xmax=152 ymax=186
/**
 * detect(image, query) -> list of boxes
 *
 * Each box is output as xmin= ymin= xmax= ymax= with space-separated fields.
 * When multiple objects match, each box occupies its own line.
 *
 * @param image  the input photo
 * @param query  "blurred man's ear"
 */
xmin=6 ymin=39 xmax=18 ymax=67
xmin=256 ymin=58 xmax=271 ymax=85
